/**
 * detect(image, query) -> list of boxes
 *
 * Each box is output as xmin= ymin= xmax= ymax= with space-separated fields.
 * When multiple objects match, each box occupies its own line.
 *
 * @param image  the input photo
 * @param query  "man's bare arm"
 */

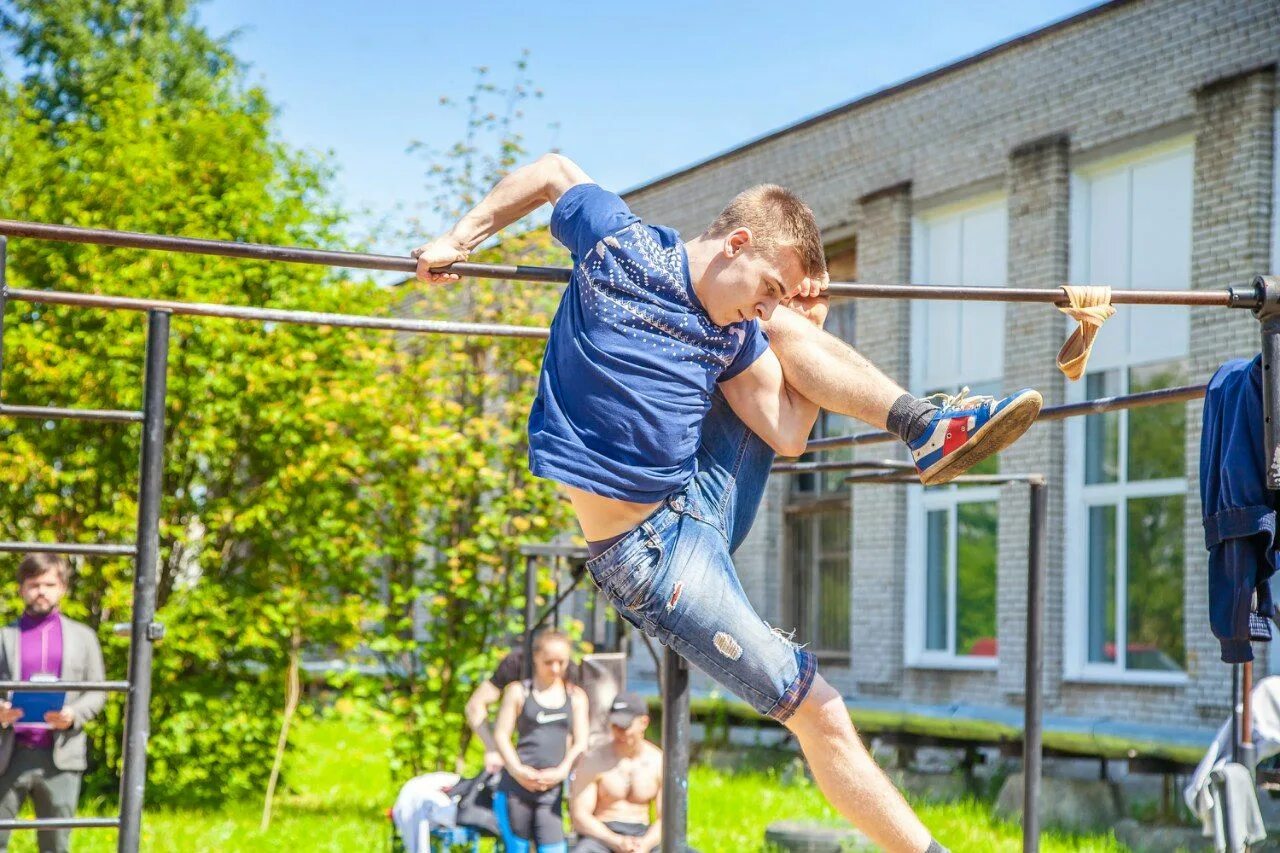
xmin=464 ymin=679 xmax=505 ymax=771
xmin=640 ymin=762 xmax=663 ymax=852
xmin=412 ymin=153 xmax=592 ymax=283
xmin=569 ymin=752 xmax=628 ymax=851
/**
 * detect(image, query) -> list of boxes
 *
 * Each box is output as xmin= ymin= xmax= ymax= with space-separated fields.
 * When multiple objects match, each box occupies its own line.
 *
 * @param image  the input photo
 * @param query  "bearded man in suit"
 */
xmin=0 ymin=553 xmax=106 ymax=853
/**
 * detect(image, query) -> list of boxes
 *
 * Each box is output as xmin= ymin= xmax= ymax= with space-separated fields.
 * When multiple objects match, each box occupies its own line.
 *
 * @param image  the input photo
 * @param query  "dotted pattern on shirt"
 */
xmin=573 ymin=223 xmax=744 ymax=373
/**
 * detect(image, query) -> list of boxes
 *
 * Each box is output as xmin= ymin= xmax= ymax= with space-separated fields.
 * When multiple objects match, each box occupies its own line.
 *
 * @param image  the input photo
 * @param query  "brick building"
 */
xmin=620 ymin=0 xmax=1280 ymax=730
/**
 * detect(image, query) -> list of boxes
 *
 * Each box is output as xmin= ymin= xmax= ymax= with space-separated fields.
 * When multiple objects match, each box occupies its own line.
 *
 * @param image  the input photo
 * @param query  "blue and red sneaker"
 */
xmin=908 ymin=388 xmax=1043 ymax=485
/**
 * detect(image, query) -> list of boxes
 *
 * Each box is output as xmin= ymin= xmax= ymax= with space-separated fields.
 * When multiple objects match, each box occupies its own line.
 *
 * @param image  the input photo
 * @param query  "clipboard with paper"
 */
xmin=10 ymin=674 xmax=65 ymax=729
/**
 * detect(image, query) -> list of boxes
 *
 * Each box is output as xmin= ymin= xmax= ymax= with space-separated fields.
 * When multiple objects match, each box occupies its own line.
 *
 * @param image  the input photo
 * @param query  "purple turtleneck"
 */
xmin=15 ymin=609 xmax=62 ymax=749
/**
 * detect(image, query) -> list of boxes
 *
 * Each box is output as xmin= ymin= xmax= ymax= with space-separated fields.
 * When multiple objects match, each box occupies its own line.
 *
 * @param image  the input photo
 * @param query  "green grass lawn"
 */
xmin=3 ymin=704 xmax=1128 ymax=852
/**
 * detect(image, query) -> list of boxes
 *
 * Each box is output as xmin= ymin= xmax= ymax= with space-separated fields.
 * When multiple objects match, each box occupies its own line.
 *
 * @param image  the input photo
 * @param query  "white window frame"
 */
xmin=904 ymin=192 xmax=1006 ymax=670
xmin=907 ymin=486 xmax=1002 ymax=669
xmin=1063 ymin=136 xmax=1193 ymax=687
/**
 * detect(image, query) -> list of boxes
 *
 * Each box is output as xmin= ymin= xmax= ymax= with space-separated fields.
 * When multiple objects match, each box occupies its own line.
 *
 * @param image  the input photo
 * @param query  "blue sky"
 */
xmin=189 ymin=0 xmax=1099 ymax=243
xmin=2 ymin=2 xmax=1101 ymax=246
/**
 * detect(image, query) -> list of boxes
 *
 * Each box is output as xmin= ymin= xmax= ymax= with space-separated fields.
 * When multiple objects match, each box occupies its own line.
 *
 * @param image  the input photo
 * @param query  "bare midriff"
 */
xmin=561 ymin=484 xmax=662 ymax=542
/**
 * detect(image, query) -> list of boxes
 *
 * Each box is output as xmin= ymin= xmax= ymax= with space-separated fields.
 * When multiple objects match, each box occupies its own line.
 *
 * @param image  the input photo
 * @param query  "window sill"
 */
xmin=1063 ymin=670 xmax=1189 ymax=688
xmin=906 ymin=657 xmax=999 ymax=672
xmin=812 ymin=653 xmax=851 ymax=668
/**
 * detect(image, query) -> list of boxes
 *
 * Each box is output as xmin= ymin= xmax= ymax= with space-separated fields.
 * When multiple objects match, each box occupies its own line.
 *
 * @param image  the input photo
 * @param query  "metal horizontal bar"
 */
xmin=824 ymin=281 xmax=1239 ymax=307
xmin=0 ymin=680 xmax=129 ymax=692
xmin=5 ymin=288 xmax=549 ymax=340
xmin=803 ymin=383 xmax=1209 ymax=454
xmin=772 ymin=459 xmax=913 ymax=473
xmin=0 ymin=817 xmax=120 ymax=830
xmin=1035 ymin=383 xmax=1207 ymax=422
xmin=0 ymin=220 xmax=1250 ymax=308
xmin=0 ymin=219 xmax=571 ymax=283
xmin=843 ymin=472 xmax=1045 ymax=486
xmin=0 ymin=542 xmax=136 ymax=556
xmin=0 ymin=403 xmax=143 ymax=423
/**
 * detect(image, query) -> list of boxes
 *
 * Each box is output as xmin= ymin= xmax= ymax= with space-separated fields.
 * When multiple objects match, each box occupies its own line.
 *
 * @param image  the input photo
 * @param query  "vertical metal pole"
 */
xmin=1242 ymin=660 xmax=1257 ymax=772
xmin=661 ymin=647 xmax=689 ymax=853
xmin=1023 ymin=478 xmax=1046 ymax=853
xmin=553 ymin=555 xmax=562 ymax=630
xmin=523 ymin=555 xmax=536 ymax=680
xmin=1254 ymin=276 xmax=1280 ymax=489
xmin=591 ymin=583 xmax=609 ymax=652
xmin=1232 ymin=664 xmax=1241 ymax=763
xmin=118 ymin=310 xmax=170 ymax=853
xmin=0 ymin=236 xmax=7 ymax=401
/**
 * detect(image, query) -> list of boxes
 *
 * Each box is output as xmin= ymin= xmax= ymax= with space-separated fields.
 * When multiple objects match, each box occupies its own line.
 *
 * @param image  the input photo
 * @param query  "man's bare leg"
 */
xmin=763 ymin=303 xmax=1042 ymax=484
xmin=761 ymin=304 xmax=905 ymax=431
xmin=784 ymin=676 xmax=936 ymax=853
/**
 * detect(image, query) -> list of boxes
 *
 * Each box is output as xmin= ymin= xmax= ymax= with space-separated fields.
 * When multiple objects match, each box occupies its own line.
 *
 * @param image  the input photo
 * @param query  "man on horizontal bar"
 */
xmin=414 ymin=153 xmax=1041 ymax=853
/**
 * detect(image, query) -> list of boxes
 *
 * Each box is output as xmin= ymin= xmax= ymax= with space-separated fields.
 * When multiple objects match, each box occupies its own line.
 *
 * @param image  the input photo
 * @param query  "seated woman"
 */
xmin=493 ymin=629 xmax=590 ymax=853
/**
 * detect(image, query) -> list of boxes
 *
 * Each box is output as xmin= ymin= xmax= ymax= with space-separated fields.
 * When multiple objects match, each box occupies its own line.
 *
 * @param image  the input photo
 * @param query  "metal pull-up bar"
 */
xmin=1 ymin=216 xmax=1275 ymax=853
xmin=792 ymin=383 xmax=1210 ymax=458
xmin=0 ymin=218 xmax=1263 ymax=309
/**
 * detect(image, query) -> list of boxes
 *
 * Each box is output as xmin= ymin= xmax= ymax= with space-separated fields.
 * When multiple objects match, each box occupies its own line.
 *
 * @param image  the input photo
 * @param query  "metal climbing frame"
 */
xmin=0 ymin=238 xmax=167 ymax=851
xmin=0 ymin=217 xmax=1272 ymax=853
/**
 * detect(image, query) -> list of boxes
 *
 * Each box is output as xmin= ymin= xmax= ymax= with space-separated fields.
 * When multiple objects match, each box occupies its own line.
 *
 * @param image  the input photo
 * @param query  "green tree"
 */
xmin=0 ymin=0 xmax=234 ymax=123
xmin=1 ymin=0 xmax=578 ymax=806
xmin=368 ymin=58 xmax=576 ymax=777
xmin=0 ymin=1 xmax=388 ymax=804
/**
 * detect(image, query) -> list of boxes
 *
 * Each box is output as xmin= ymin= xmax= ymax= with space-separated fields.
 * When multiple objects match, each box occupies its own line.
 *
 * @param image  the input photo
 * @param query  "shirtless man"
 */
xmin=569 ymin=693 xmax=661 ymax=853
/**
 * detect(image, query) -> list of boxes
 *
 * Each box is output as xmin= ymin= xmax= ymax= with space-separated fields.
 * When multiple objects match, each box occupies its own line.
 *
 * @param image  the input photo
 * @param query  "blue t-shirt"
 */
xmin=529 ymin=184 xmax=770 ymax=503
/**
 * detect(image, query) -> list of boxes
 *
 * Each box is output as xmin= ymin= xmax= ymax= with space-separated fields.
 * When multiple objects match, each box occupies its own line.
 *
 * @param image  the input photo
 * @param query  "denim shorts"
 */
xmin=585 ymin=392 xmax=817 ymax=723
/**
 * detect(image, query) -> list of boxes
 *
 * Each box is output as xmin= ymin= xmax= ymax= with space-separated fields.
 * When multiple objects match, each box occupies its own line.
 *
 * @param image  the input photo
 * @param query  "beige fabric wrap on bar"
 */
xmin=1056 ymin=286 xmax=1116 ymax=381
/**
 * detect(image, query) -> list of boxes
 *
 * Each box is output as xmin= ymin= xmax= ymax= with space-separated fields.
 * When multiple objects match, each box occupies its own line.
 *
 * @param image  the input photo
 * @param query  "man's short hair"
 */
xmin=703 ymin=185 xmax=827 ymax=280
xmin=17 ymin=553 xmax=70 ymax=586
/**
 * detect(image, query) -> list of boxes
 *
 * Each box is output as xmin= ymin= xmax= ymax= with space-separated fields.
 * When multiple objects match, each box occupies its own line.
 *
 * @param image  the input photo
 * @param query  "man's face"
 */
xmin=698 ymin=230 xmax=809 ymax=327
xmin=610 ymin=715 xmax=648 ymax=749
xmin=20 ymin=569 xmax=66 ymax=616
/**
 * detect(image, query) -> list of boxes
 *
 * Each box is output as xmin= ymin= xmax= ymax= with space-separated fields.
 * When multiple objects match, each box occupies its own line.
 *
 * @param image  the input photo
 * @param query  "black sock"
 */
xmin=886 ymin=393 xmax=939 ymax=444
xmin=926 ymin=840 xmax=950 ymax=853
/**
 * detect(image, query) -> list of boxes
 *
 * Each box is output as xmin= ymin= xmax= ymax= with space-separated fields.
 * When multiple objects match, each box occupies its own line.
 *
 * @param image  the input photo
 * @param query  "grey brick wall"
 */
xmin=848 ymin=184 xmax=913 ymax=689
xmin=998 ymin=134 xmax=1070 ymax=705
xmin=1183 ymin=65 xmax=1278 ymax=719
xmin=617 ymin=0 xmax=1279 ymax=727
xmin=626 ymin=0 xmax=1278 ymax=237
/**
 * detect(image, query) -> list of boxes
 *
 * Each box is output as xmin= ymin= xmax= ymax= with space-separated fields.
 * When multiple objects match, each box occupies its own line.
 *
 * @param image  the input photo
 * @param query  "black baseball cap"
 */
xmin=608 ymin=692 xmax=649 ymax=727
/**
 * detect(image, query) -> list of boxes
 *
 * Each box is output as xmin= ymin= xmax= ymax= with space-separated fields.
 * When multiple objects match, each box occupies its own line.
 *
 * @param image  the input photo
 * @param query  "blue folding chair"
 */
xmin=429 ymin=824 xmax=484 ymax=853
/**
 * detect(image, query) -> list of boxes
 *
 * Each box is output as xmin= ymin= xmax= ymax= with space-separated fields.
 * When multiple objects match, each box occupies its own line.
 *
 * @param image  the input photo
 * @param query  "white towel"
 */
xmin=1185 ymin=676 xmax=1280 ymax=845
xmin=392 ymin=771 xmax=461 ymax=853
xmin=1207 ymin=763 xmax=1266 ymax=852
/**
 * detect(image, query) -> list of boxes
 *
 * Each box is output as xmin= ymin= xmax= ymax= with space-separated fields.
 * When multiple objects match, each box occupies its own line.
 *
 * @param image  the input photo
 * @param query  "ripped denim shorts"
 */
xmin=584 ymin=393 xmax=817 ymax=723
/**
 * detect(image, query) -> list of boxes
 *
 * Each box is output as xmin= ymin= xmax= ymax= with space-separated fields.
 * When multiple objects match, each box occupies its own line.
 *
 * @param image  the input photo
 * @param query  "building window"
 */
xmin=785 ymin=507 xmax=851 ymax=662
xmin=782 ymin=239 xmax=856 ymax=662
xmin=1065 ymin=137 xmax=1192 ymax=682
xmin=905 ymin=194 xmax=1006 ymax=667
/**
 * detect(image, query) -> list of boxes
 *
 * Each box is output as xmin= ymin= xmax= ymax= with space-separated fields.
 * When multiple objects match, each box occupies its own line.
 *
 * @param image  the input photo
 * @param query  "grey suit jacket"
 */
xmin=0 ymin=615 xmax=107 ymax=773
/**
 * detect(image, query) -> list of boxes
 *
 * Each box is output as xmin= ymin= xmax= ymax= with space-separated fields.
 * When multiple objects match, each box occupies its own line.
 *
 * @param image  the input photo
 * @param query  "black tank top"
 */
xmin=514 ymin=679 xmax=572 ymax=770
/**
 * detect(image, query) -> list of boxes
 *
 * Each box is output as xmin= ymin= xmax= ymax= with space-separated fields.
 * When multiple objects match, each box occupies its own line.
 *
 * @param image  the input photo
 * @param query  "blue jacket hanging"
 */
xmin=1201 ymin=355 xmax=1276 ymax=663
